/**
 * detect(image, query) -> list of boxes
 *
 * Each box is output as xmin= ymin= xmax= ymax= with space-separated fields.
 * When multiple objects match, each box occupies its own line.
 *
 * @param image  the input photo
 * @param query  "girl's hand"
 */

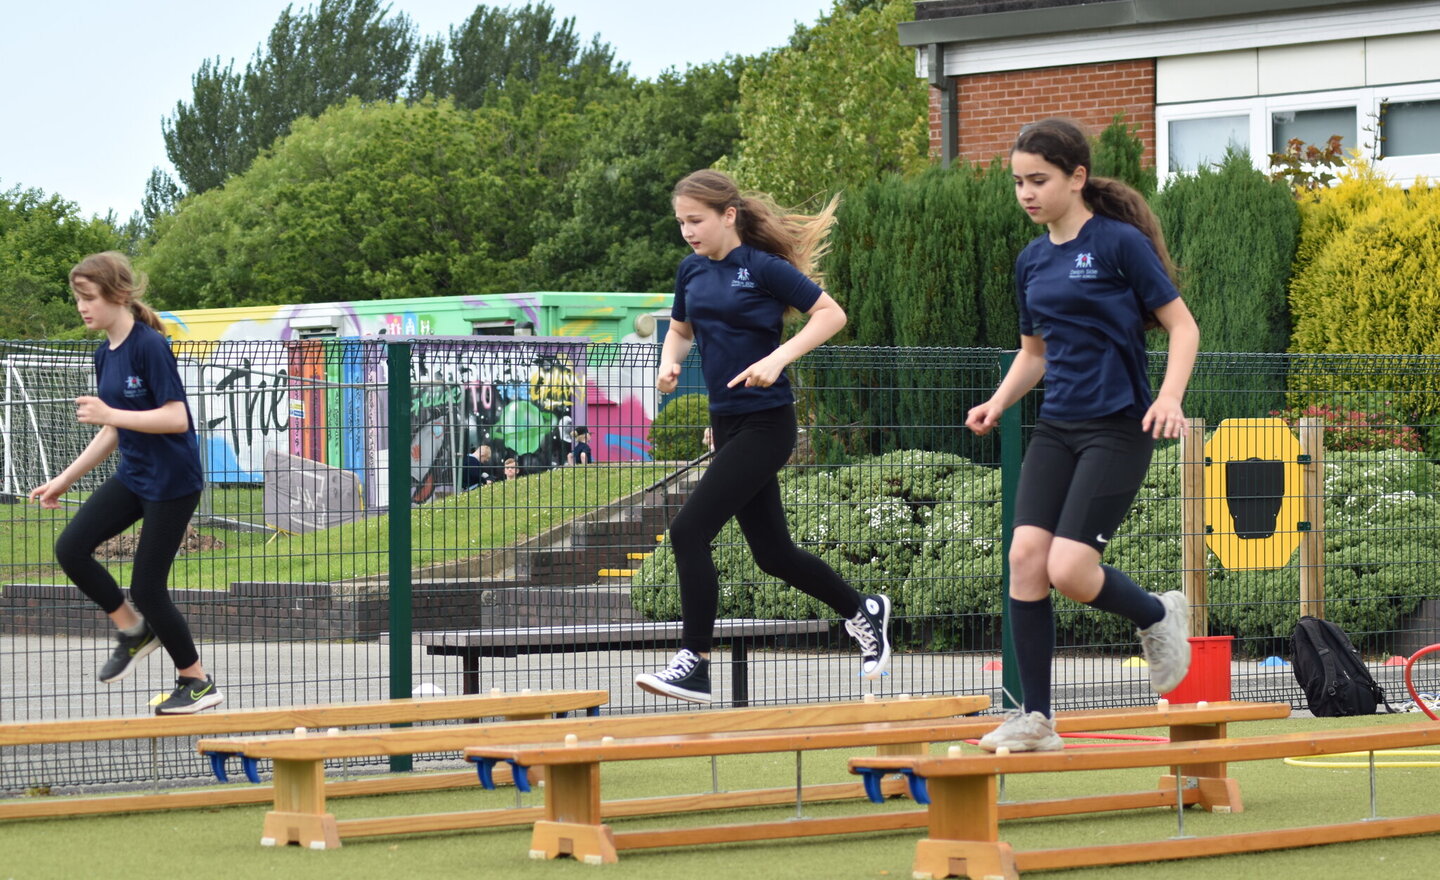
xmin=28 ymin=480 xmax=66 ymax=509
xmin=1142 ymin=396 xmax=1187 ymax=439
xmin=74 ymin=396 xmax=112 ymax=426
xmin=965 ymin=401 xmax=1005 ymax=436
xmin=656 ymin=362 xmax=681 ymax=394
xmin=727 ymin=353 xmax=785 ymax=389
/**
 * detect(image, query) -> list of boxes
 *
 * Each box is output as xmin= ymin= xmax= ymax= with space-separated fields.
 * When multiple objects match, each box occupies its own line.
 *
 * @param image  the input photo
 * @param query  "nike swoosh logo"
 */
xmin=1096 ymin=534 xmax=1109 ymax=544
xmin=189 ymin=683 xmax=214 ymax=699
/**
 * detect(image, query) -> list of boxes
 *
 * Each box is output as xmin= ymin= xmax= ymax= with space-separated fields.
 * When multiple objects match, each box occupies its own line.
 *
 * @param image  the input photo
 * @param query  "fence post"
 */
xmin=998 ymin=351 xmax=1022 ymax=710
xmin=1179 ymin=418 xmax=1208 ymax=637
xmin=1297 ymin=417 xmax=1325 ymax=620
xmin=387 ymin=342 xmax=414 ymax=772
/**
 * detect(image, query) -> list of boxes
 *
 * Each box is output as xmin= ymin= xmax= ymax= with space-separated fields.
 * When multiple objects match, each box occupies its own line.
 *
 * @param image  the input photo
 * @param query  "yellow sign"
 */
xmin=1203 ymin=418 xmax=1305 ymax=571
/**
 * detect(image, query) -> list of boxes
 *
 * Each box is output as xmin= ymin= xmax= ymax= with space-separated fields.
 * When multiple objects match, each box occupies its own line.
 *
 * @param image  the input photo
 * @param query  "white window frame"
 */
xmin=1156 ymin=83 xmax=1440 ymax=186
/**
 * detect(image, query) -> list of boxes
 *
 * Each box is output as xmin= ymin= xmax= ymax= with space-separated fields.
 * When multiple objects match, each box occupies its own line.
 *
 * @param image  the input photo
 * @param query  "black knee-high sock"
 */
xmin=1008 ymin=594 xmax=1055 ymax=718
xmin=1086 ymin=565 xmax=1164 ymax=628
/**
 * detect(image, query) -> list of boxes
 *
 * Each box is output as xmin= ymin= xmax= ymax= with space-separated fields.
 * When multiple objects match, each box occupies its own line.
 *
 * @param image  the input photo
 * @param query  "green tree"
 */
xmin=163 ymin=0 xmax=417 ymax=194
xmin=526 ymin=61 xmax=745 ymax=293
xmin=0 ymin=184 xmax=121 ymax=338
xmin=144 ymin=96 xmax=583 ymax=308
xmin=1091 ymin=112 xmax=1156 ymax=198
xmin=719 ymin=0 xmax=928 ymax=207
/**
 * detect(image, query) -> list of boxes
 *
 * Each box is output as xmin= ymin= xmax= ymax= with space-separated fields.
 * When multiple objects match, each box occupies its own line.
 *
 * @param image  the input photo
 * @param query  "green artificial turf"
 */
xmin=5 ymin=714 xmax=1439 ymax=880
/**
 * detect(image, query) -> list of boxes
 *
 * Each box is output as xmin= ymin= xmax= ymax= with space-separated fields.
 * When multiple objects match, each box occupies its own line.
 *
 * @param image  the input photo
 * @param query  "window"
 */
xmin=1168 ymin=115 xmax=1249 ymax=173
xmin=1272 ymin=106 xmax=1356 ymax=155
xmin=1380 ymin=99 xmax=1440 ymax=157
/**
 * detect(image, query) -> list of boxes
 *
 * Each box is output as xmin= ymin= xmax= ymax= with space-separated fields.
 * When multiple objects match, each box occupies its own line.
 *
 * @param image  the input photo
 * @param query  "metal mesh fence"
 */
xmin=1 ymin=339 xmax=1437 ymax=796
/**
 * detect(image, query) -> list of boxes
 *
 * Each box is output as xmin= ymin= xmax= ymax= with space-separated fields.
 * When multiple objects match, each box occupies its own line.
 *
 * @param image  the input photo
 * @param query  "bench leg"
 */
xmin=911 ymin=775 xmax=1016 ymax=880
xmin=261 ymin=759 xmax=340 ymax=850
xmin=530 ymin=762 xmax=617 ymax=864
xmin=1161 ymin=722 xmax=1244 ymax=813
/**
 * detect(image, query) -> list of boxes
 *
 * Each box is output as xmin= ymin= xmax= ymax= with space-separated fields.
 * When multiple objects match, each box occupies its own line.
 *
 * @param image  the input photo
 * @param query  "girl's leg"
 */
xmin=54 ymin=478 xmax=143 ymax=618
xmin=1007 ymin=526 xmax=1058 ymax=718
xmin=129 ymin=491 xmax=203 ymax=674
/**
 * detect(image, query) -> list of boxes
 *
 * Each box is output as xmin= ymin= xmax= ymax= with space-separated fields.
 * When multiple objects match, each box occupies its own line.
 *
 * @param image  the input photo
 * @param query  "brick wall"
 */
xmin=929 ymin=59 xmax=1157 ymax=166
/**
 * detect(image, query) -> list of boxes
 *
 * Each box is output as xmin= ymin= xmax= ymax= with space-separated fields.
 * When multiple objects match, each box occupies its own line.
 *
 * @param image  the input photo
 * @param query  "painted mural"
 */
xmin=163 ymin=292 xmax=670 ymax=502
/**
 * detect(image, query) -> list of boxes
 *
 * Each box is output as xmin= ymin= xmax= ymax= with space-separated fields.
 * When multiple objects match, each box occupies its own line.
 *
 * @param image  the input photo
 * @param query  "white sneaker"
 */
xmin=844 ymin=593 xmax=892 ymax=679
xmin=1139 ymin=590 xmax=1192 ymax=694
xmin=977 ymin=710 xmax=1062 ymax=752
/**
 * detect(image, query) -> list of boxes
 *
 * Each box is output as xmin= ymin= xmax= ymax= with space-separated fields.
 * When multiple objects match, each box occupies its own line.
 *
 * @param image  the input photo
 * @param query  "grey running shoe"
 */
xmin=1139 ymin=590 xmax=1192 ymax=694
xmin=154 ymin=675 xmax=224 ymax=715
xmin=98 ymin=624 xmax=160 ymax=683
xmin=845 ymin=593 xmax=893 ymax=679
xmin=635 ymin=648 xmax=711 ymax=703
xmin=978 ymin=710 xmax=1063 ymax=752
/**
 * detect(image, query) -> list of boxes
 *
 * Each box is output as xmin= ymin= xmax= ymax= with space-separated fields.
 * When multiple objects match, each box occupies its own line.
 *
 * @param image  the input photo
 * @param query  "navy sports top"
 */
xmin=1015 ymin=214 xmax=1180 ymax=420
xmin=671 ymin=244 xmax=823 ymax=414
xmin=93 ymin=322 xmax=204 ymax=500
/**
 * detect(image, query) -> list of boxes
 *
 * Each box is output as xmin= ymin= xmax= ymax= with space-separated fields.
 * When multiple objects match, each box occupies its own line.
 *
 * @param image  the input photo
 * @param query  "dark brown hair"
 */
xmin=1012 ymin=118 xmax=1177 ymax=283
xmin=69 ymin=251 xmax=165 ymax=333
xmin=672 ymin=169 xmax=839 ymax=285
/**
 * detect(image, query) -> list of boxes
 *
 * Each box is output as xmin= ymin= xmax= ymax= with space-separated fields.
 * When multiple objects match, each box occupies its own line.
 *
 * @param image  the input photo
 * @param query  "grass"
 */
xmin=0 ymin=462 xmax=669 ymax=591
xmin=4 ymin=715 xmax=1438 ymax=880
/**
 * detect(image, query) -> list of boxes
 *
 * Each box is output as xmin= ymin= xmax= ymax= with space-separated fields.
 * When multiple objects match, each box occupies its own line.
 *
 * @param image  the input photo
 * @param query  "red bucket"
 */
xmin=1163 ymin=636 xmax=1234 ymax=703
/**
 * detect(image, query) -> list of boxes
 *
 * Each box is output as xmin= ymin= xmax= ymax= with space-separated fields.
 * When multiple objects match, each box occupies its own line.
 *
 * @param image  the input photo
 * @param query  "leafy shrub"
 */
xmin=1270 ymin=401 xmax=1422 ymax=452
xmin=648 ymin=394 xmax=709 ymax=461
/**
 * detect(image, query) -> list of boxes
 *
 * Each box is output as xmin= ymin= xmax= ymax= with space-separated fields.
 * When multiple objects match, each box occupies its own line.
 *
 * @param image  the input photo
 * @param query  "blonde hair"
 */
xmin=69 ymin=251 xmax=165 ymax=333
xmin=672 ymin=170 xmax=839 ymax=286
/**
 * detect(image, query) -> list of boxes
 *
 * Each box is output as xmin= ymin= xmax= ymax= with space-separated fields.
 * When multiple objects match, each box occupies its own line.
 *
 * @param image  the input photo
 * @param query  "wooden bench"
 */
xmin=421 ymin=617 xmax=831 ymax=705
xmin=0 ymin=690 xmax=605 ymax=823
xmin=847 ymin=718 xmax=1440 ymax=880
xmin=463 ymin=699 xmax=1289 ymax=865
xmin=197 ymin=694 xmax=988 ymax=850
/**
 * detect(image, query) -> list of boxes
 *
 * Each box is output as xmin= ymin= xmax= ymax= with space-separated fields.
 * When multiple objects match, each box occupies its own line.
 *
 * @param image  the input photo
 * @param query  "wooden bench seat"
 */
xmin=421 ymin=617 xmax=831 ymax=705
xmin=847 ymin=718 xmax=1440 ymax=879
xmin=463 ymin=700 xmax=1289 ymax=865
xmin=197 ymin=694 xmax=989 ymax=849
xmin=0 ymin=690 xmax=606 ymax=823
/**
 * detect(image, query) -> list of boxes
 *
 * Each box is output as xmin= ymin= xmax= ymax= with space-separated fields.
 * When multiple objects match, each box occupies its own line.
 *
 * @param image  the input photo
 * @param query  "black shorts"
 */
xmin=1013 ymin=416 xmax=1155 ymax=553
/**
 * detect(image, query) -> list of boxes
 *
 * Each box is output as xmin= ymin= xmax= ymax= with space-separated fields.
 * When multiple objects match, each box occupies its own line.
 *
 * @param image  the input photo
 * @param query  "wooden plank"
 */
xmin=613 ymin=810 xmax=926 ymax=850
xmin=199 ymin=695 xmax=990 ymax=760
xmin=0 ymin=690 xmax=607 ymax=746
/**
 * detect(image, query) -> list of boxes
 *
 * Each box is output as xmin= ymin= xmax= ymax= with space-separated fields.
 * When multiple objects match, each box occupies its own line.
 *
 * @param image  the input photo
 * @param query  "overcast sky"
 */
xmin=1 ymin=0 xmax=834 ymax=221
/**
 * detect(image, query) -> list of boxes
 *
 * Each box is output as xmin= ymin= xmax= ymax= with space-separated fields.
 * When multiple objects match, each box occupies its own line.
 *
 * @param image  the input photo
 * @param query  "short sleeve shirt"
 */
xmin=1015 ymin=214 xmax=1180 ymax=420
xmin=671 ymin=244 xmax=823 ymax=414
xmin=93 ymin=322 xmax=204 ymax=500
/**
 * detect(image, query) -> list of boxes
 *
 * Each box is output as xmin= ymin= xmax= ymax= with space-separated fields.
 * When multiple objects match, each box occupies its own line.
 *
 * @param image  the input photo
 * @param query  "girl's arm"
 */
xmin=965 ymin=334 xmax=1047 ymax=436
xmin=76 ymin=397 xmax=191 ymax=434
xmin=657 ymin=320 xmax=695 ymax=393
xmin=727 ymin=292 xmax=846 ymax=388
xmin=29 ymin=426 xmax=119 ymax=508
xmin=1142 ymin=297 xmax=1200 ymax=439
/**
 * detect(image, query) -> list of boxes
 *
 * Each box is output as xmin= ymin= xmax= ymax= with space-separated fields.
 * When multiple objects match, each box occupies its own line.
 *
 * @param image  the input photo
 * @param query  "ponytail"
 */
xmin=69 ymin=251 xmax=165 ymax=333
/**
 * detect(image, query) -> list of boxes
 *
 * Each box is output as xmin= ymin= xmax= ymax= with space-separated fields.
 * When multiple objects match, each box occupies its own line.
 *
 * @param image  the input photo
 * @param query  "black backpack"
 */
xmin=1290 ymin=616 xmax=1393 ymax=716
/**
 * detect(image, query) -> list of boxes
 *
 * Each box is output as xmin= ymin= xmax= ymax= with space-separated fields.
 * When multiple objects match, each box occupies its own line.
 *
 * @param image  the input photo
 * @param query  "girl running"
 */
xmin=635 ymin=170 xmax=892 ymax=703
xmin=31 ymin=251 xmax=222 ymax=714
xmin=965 ymin=119 xmax=1200 ymax=751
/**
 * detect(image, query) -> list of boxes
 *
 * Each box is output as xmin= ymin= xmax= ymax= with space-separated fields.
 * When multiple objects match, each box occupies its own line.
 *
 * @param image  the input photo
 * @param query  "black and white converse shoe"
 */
xmin=154 ymin=675 xmax=225 ymax=715
xmin=845 ymin=593 xmax=893 ymax=679
xmin=98 ymin=623 xmax=160 ymax=684
xmin=634 ymin=649 xmax=711 ymax=703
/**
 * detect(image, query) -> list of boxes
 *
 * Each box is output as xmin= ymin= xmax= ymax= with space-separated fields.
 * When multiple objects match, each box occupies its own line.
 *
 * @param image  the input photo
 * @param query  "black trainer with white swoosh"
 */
xmin=154 ymin=675 xmax=225 ymax=715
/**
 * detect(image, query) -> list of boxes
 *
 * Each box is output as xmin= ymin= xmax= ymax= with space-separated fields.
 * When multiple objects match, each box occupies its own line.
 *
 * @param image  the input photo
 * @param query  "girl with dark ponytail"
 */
xmin=634 ymin=170 xmax=893 ymax=703
xmin=30 ymin=252 xmax=222 ymax=714
xmin=965 ymin=119 xmax=1200 ymax=751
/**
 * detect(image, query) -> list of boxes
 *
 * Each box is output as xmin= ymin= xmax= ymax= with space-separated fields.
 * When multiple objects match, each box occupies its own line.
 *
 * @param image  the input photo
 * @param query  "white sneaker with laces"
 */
xmin=1139 ymin=590 xmax=1192 ymax=694
xmin=977 ymin=710 xmax=1063 ymax=752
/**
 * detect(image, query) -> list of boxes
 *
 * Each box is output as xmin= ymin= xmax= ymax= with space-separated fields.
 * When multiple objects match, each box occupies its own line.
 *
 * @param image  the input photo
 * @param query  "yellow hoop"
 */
xmin=1284 ymin=749 xmax=1440 ymax=769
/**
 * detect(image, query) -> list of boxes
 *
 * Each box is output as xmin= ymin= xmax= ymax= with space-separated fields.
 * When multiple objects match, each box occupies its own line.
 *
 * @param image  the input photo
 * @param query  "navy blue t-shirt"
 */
xmin=671 ymin=244 xmax=823 ymax=414
xmin=1015 ymin=214 xmax=1180 ymax=420
xmin=93 ymin=322 xmax=204 ymax=501
xmin=571 ymin=440 xmax=593 ymax=463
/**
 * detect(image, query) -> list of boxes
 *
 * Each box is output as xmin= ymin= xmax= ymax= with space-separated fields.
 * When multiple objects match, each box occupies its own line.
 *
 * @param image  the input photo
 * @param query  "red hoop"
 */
xmin=1404 ymin=643 xmax=1440 ymax=721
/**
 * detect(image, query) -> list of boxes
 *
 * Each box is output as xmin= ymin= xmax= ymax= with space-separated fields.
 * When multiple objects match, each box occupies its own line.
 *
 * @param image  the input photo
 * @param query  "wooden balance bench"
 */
xmin=462 ymin=699 xmax=1288 ymax=865
xmin=0 ymin=689 xmax=605 ymax=823
xmin=197 ymin=694 xmax=988 ymax=850
xmin=848 ymin=718 xmax=1440 ymax=880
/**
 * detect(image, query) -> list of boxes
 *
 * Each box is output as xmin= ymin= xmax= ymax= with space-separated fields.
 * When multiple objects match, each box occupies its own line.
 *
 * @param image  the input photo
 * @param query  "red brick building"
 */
xmin=899 ymin=0 xmax=1440 ymax=180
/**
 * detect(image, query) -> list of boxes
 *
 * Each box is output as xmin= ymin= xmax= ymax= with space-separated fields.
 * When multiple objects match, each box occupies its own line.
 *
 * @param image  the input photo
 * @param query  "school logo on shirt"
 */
xmin=123 ymin=375 xmax=145 ymax=398
xmin=1070 ymin=252 xmax=1099 ymax=280
xmin=731 ymin=268 xmax=755 ymax=289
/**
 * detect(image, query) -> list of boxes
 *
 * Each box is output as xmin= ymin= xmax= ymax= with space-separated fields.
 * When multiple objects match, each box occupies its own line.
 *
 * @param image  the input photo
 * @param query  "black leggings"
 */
xmin=54 ymin=477 xmax=202 ymax=670
xmin=669 ymin=403 xmax=862 ymax=653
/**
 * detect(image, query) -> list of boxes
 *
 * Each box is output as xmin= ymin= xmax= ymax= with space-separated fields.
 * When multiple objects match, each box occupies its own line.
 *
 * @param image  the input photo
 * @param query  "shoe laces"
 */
xmin=845 ymin=612 xmax=879 ymax=657
xmin=658 ymin=649 xmax=699 ymax=681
